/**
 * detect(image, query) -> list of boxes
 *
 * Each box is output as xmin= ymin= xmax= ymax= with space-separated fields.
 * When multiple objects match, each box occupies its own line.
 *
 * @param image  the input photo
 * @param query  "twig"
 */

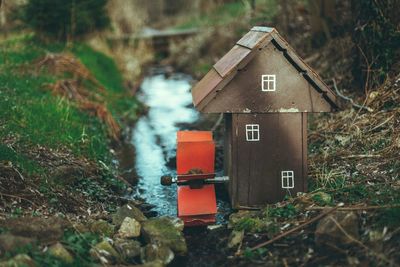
xmin=307 ymin=204 xmax=400 ymax=211
xmin=211 ymin=113 xmax=224 ymax=132
xmin=0 ymin=192 xmax=38 ymax=208
xmin=332 ymin=78 xmax=372 ymax=112
xmin=329 ymin=216 xmax=395 ymax=265
xmin=12 ymin=166 xmax=25 ymax=181
xmin=247 ymin=204 xmax=343 ymax=252
xmin=342 ymin=154 xmax=381 ymax=159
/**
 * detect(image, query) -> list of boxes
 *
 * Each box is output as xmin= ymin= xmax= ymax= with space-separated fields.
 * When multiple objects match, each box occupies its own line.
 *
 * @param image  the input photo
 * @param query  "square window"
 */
xmin=245 ymin=124 xmax=259 ymax=141
xmin=261 ymin=74 xmax=276 ymax=91
xmin=281 ymin=171 xmax=294 ymax=189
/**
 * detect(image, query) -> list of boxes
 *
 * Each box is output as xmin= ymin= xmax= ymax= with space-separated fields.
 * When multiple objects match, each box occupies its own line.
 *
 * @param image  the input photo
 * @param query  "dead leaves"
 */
xmin=36 ymin=53 xmax=121 ymax=140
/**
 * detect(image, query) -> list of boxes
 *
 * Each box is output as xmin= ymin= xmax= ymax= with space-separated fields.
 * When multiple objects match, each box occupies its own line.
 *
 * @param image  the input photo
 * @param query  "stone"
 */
xmin=315 ymin=211 xmax=359 ymax=247
xmin=112 ymin=204 xmax=147 ymax=226
xmin=141 ymin=244 xmax=174 ymax=265
xmin=0 ymin=234 xmax=35 ymax=255
xmin=228 ymin=210 xmax=257 ymax=229
xmin=0 ymin=254 xmax=35 ymax=267
xmin=48 ymin=242 xmax=74 ymax=263
xmin=0 ymin=217 xmax=66 ymax=244
xmin=141 ymin=217 xmax=187 ymax=255
xmin=312 ymin=192 xmax=332 ymax=205
xmin=117 ymin=217 xmax=141 ymax=238
xmin=114 ymin=239 xmax=141 ymax=262
xmin=89 ymin=219 xmax=115 ymax=237
xmin=90 ymin=239 xmax=121 ymax=264
xmin=135 ymin=260 xmax=164 ymax=267
xmin=228 ymin=230 xmax=244 ymax=249
xmin=50 ymin=165 xmax=84 ymax=185
xmin=166 ymin=217 xmax=184 ymax=232
xmin=368 ymin=230 xmax=384 ymax=251
xmin=73 ymin=222 xmax=90 ymax=233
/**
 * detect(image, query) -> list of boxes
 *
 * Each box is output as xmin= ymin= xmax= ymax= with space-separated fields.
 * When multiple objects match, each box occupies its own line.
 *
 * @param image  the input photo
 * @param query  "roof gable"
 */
xmin=192 ymin=26 xmax=337 ymax=113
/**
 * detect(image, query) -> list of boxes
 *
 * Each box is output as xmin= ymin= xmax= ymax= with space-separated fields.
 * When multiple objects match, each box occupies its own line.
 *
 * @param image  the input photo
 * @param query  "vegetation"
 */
xmin=0 ymin=33 xmax=143 ymax=215
xmin=22 ymin=0 xmax=109 ymax=41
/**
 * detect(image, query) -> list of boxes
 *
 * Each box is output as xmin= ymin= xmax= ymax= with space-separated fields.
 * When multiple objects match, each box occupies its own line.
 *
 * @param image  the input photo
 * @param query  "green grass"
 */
xmin=173 ymin=0 xmax=278 ymax=30
xmin=0 ymin=33 xmax=140 ymax=178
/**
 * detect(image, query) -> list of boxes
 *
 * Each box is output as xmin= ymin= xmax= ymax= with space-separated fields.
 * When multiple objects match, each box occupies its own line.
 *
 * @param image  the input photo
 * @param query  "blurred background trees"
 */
xmin=22 ymin=0 xmax=109 ymax=41
xmin=1 ymin=0 xmax=398 ymax=93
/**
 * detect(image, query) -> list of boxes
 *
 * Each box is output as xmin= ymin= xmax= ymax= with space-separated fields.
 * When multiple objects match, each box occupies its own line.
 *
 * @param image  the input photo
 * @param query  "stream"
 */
xmin=118 ymin=68 xmax=232 ymax=266
xmin=132 ymin=69 xmax=198 ymax=216
xmin=130 ymin=68 xmax=230 ymax=221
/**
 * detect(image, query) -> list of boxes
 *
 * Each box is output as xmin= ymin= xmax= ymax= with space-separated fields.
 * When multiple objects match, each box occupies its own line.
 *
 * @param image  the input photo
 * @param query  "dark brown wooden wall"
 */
xmin=227 ymin=113 xmax=307 ymax=207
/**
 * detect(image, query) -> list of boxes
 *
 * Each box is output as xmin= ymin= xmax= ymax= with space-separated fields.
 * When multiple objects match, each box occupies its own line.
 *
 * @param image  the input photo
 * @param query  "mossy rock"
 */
xmin=48 ymin=242 xmax=74 ymax=263
xmin=89 ymin=219 xmax=115 ymax=237
xmin=141 ymin=217 xmax=187 ymax=255
xmin=114 ymin=238 xmax=141 ymax=262
xmin=0 ymin=254 xmax=35 ymax=267
xmin=141 ymin=244 xmax=174 ymax=265
xmin=0 ymin=234 xmax=35 ymax=255
xmin=90 ymin=239 xmax=121 ymax=264
xmin=112 ymin=204 xmax=147 ymax=226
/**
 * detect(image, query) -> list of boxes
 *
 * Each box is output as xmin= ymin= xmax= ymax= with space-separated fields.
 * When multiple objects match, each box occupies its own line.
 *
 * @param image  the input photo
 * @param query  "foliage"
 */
xmin=22 ymin=0 xmax=110 ymax=41
xmin=351 ymin=0 xmax=400 ymax=89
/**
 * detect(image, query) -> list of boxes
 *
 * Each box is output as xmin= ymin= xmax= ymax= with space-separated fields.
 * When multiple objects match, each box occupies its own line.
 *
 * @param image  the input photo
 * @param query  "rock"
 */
xmin=73 ymin=222 xmax=90 ymax=233
xmin=48 ymin=242 xmax=73 ymax=263
xmin=117 ymin=217 xmax=141 ymax=238
xmin=315 ymin=211 xmax=359 ymax=247
xmin=228 ymin=210 xmax=257 ymax=229
xmin=135 ymin=260 xmax=164 ymax=267
xmin=228 ymin=230 xmax=244 ymax=248
xmin=312 ymin=192 xmax=332 ymax=205
xmin=141 ymin=217 xmax=187 ymax=255
xmin=0 ymin=254 xmax=35 ymax=267
xmin=112 ymin=204 xmax=147 ymax=226
xmin=141 ymin=244 xmax=174 ymax=265
xmin=51 ymin=165 xmax=83 ymax=184
xmin=0 ymin=217 xmax=66 ymax=244
xmin=207 ymin=225 xmax=223 ymax=231
xmin=168 ymin=217 xmax=184 ymax=232
xmin=90 ymin=239 xmax=121 ymax=264
xmin=0 ymin=234 xmax=35 ymax=255
xmin=114 ymin=239 xmax=141 ymax=262
xmin=89 ymin=219 xmax=115 ymax=237
xmin=368 ymin=230 xmax=384 ymax=251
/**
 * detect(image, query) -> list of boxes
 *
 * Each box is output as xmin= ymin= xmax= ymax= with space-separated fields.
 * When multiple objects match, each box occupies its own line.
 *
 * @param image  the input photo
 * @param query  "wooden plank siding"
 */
xmin=230 ymin=113 xmax=306 ymax=207
xmin=191 ymin=27 xmax=337 ymax=112
xmin=203 ymin=42 xmax=332 ymax=113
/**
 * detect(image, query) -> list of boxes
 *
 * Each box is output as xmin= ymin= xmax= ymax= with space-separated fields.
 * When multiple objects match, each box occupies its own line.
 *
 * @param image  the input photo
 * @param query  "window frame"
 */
xmin=281 ymin=170 xmax=294 ymax=189
xmin=245 ymin=124 xmax=260 ymax=142
xmin=261 ymin=74 xmax=276 ymax=92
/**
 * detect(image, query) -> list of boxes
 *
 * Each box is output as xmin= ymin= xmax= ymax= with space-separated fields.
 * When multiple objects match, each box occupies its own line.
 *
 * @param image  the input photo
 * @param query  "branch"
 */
xmin=332 ymin=78 xmax=372 ymax=112
xmin=307 ymin=204 xmax=400 ymax=211
xmin=246 ymin=203 xmax=343 ymax=252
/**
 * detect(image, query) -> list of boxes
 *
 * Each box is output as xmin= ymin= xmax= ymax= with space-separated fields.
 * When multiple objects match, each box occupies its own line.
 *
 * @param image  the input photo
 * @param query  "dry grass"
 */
xmin=309 ymin=74 xmax=400 ymax=195
xmin=36 ymin=53 xmax=121 ymax=140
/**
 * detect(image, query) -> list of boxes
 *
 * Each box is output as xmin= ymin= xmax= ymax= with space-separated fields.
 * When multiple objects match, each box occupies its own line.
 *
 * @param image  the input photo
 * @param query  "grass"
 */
xmin=173 ymin=0 xmax=278 ymax=30
xmin=0 ymin=33 xmax=141 ymax=215
xmin=0 ymin=36 xmax=111 ymax=162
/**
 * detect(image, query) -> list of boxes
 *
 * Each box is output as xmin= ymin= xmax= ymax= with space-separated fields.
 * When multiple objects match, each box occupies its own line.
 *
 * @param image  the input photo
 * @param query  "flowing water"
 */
xmin=127 ymin=68 xmax=230 ymax=222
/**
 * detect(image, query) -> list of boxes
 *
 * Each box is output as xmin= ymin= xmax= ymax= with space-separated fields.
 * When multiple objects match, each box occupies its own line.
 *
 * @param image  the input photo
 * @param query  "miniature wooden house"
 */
xmin=192 ymin=26 xmax=338 ymax=208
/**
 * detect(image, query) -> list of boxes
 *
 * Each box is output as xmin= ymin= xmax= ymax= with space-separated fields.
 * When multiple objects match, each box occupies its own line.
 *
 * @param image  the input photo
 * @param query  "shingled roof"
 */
xmin=192 ymin=26 xmax=337 ymax=111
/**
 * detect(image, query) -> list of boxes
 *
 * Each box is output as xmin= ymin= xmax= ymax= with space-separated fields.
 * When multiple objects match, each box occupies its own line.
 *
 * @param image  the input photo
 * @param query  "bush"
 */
xmin=23 ymin=0 xmax=110 ymax=41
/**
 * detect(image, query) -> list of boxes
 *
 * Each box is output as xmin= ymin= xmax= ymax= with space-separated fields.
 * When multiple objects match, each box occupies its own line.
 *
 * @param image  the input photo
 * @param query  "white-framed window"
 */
xmin=245 ymin=124 xmax=260 ymax=141
xmin=281 ymin=171 xmax=294 ymax=189
xmin=261 ymin=74 xmax=276 ymax=91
